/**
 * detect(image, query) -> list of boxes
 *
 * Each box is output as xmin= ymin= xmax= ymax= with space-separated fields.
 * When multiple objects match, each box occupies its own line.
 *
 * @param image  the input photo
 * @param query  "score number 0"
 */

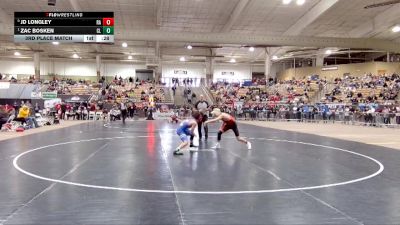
xmin=103 ymin=18 xmax=114 ymax=26
xmin=102 ymin=18 xmax=114 ymax=35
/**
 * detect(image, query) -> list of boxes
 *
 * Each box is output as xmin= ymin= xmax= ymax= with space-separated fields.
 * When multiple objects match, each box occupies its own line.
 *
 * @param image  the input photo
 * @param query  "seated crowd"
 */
xmin=1 ymin=72 xmax=400 ymax=130
xmin=0 ymin=101 xmax=46 ymax=131
xmin=210 ymin=77 xmax=322 ymax=107
xmin=43 ymin=77 xmax=100 ymax=95
xmin=0 ymin=73 xmax=29 ymax=83
xmin=61 ymin=100 xmax=142 ymax=122
xmin=101 ymin=82 xmax=166 ymax=103
xmin=39 ymin=76 xmax=169 ymax=107
xmin=0 ymin=75 xmax=172 ymax=131
xmin=325 ymin=73 xmax=400 ymax=104
xmin=208 ymin=75 xmax=399 ymax=125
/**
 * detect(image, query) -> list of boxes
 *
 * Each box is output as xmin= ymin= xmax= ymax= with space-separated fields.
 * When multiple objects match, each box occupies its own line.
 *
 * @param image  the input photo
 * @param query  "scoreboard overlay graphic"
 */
xmin=14 ymin=12 xmax=114 ymax=43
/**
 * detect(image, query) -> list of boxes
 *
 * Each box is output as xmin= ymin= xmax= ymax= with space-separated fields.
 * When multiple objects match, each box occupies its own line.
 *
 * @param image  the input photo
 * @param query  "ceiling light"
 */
xmin=325 ymin=49 xmax=332 ymax=55
xmin=249 ymin=47 xmax=255 ymax=52
xmin=187 ymin=45 xmax=193 ymax=50
xmin=230 ymin=58 xmax=236 ymax=63
xmin=272 ymin=55 xmax=279 ymax=60
xmin=52 ymin=41 xmax=59 ymax=45
xmin=283 ymin=0 xmax=292 ymax=4
xmin=128 ymin=55 xmax=133 ymax=60
xmin=72 ymin=53 xmax=79 ymax=58
xmin=179 ymin=56 xmax=186 ymax=62
xmin=122 ymin=42 xmax=128 ymax=48
xmin=296 ymin=0 xmax=305 ymax=5
xmin=14 ymin=52 xmax=21 ymax=56
xmin=392 ymin=25 xmax=400 ymax=33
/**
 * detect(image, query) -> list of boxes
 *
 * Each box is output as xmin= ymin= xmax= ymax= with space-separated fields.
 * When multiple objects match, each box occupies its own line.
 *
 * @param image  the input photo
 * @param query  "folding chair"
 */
xmin=95 ymin=111 xmax=103 ymax=120
xmin=88 ymin=111 xmax=96 ymax=120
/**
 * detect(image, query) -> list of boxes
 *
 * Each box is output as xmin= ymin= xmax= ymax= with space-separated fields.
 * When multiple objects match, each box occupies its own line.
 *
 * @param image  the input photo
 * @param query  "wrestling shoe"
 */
xmin=212 ymin=142 xmax=221 ymax=149
xmin=247 ymin=141 xmax=252 ymax=150
xmin=173 ymin=150 xmax=183 ymax=155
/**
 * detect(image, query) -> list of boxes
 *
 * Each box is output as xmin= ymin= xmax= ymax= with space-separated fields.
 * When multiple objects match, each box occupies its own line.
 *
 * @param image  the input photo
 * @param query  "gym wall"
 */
xmin=277 ymin=62 xmax=400 ymax=81
xmin=0 ymin=59 xmax=146 ymax=79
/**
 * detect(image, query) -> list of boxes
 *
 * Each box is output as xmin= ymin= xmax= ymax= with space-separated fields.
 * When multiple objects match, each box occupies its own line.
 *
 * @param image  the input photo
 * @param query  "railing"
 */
xmin=89 ymin=94 xmax=98 ymax=102
xmin=201 ymin=84 xmax=215 ymax=105
xmin=167 ymin=87 xmax=175 ymax=105
xmin=232 ymin=110 xmax=400 ymax=128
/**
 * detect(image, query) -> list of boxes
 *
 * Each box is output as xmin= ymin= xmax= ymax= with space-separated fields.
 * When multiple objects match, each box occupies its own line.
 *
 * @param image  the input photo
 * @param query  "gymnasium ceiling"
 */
xmin=0 ymin=0 xmax=399 ymax=65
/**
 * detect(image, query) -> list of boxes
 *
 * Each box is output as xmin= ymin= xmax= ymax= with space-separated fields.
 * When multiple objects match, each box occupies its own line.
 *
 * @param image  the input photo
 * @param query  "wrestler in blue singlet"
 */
xmin=176 ymin=119 xmax=193 ymax=141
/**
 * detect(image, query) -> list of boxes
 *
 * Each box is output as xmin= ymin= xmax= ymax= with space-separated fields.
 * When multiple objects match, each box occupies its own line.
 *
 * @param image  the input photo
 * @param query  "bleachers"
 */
xmin=69 ymin=86 xmax=100 ymax=95
xmin=208 ymin=79 xmax=329 ymax=113
xmin=106 ymin=82 xmax=167 ymax=103
xmin=325 ymin=74 xmax=399 ymax=104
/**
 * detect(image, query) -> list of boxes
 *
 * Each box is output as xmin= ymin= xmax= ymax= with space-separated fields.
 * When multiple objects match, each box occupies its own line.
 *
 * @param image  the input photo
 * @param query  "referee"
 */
xmin=191 ymin=95 xmax=209 ymax=146
xmin=120 ymin=100 xmax=127 ymax=124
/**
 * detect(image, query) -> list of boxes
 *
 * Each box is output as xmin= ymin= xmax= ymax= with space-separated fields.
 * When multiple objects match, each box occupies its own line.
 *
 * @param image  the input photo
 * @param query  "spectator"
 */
xmin=172 ymin=86 xmax=176 ymax=96
xmin=382 ymin=107 xmax=390 ymax=124
xmin=109 ymin=106 xmax=120 ymax=121
xmin=15 ymin=105 xmax=30 ymax=123
xmin=187 ymin=91 xmax=192 ymax=104
xmin=120 ymin=101 xmax=127 ymax=124
xmin=34 ymin=103 xmax=40 ymax=113
xmin=14 ymin=105 xmax=38 ymax=128
xmin=192 ymin=92 xmax=197 ymax=102
xmin=60 ymin=102 xmax=67 ymax=120
xmin=0 ymin=107 xmax=9 ymax=128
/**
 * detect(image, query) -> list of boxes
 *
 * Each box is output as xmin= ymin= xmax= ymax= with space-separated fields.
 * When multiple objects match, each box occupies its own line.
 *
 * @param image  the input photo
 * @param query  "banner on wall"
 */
xmin=162 ymin=65 xmax=206 ymax=79
xmin=214 ymin=66 xmax=252 ymax=82
xmin=309 ymin=75 xmax=320 ymax=80
xmin=41 ymin=92 xmax=58 ymax=99
xmin=174 ymin=70 xmax=188 ymax=75
xmin=58 ymin=94 xmax=91 ymax=102
xmin=242 ymin=80 xmax=253 ymax=86
xmin=221 ymin=72 xmax=235 ymax=76
xmin=44 ymin=98 xmax=62 ymax=109
xmin=322 ymin=66 xmax=338 ymax=71
xmin=31 ymin=92 xmax=41 ymax=98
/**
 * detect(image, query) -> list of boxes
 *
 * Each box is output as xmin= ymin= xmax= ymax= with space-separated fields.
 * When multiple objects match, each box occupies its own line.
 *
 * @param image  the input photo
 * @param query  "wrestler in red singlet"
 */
xmin=205 ymin=108 xmax=251 ymax=150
